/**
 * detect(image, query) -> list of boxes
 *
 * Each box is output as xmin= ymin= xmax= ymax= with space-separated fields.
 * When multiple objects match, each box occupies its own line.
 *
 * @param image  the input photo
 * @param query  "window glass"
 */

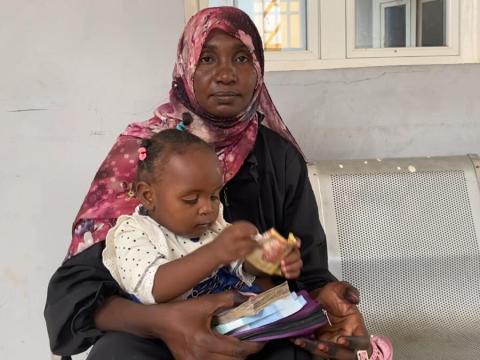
xmin=384 ymin=4 xmax=407 ymax=47
xmin=418 ymin=0 xmax=445 ymax=46
xmin=355 ymin=0 xmax=447 ymax=49
xmin=207 ymin=0 xmax=307 ymax=51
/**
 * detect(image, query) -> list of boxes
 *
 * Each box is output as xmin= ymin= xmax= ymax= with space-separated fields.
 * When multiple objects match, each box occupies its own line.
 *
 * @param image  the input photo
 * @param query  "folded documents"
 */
xmin=212 ymin=282 xmax=329 ymax=342
xmin=238 ymin=307 xmax=327 ymax=341
xmin=215 ymin=281 xmax=291 ymax=324
xmin=231 ymin=291 xmax=328 ymax=342
xmin=215 ymin=292 xmax=306 ymax=334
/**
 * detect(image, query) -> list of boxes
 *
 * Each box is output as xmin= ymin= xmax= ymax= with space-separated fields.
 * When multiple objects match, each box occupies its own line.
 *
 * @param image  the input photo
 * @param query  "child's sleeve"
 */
xmin=102 ymin=217 xmax=169 ymax=304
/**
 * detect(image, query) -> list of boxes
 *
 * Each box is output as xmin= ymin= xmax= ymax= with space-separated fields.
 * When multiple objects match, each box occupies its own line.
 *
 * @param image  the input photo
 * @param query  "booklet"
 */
xmin=213 ymin=282 xmax=329 ymax=342
xmin=215 ymin=282 xmax=291 ymax=324
xmin=215 ymin=291 xmax=306 ymax=334
xmin=233 ymin=291 xmax=328 ymax=342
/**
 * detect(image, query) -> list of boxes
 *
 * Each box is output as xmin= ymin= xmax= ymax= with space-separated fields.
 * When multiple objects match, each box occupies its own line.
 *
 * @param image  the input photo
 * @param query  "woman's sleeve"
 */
xmin=44 ymin=132 xmax=146 ymax=355
xmin=44 ymin=242 xmax=127 ymax=356
xmin=281 ymin=146 xmax=337 ymax=291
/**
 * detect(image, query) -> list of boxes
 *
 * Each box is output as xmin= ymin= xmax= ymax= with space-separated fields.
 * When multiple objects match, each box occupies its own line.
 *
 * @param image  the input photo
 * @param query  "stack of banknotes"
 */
xmin=213 ymin=282 xmax=329 ymax=341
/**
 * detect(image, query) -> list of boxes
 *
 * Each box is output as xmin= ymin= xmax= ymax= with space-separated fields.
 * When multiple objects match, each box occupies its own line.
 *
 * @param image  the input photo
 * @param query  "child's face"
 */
xmin=145 ymin=147 xmax=223 ymax=238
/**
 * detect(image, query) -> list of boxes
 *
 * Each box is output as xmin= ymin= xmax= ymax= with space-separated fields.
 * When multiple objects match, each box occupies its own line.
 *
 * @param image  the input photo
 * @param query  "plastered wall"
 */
xmin=1 ymin=1 xmax=478 ymax=358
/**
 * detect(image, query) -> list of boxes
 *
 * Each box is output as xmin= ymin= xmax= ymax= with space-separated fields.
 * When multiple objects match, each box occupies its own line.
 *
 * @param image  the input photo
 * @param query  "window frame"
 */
xmin=348 ymin=0 xmax=459 ymax=58
xmin=372 ymin=0 xmax=414 ymax=48
xmin=184 ymin=0 xmax=480 ymax=71
xmin=185 ymin=0 xmax=321 ymax=63
xmin=416 ymin=0 xmax=448 ymax=46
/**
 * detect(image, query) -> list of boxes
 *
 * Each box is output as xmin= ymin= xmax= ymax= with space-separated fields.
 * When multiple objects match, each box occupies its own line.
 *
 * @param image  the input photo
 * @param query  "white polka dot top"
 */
xmin=102 ymin=205 xmax=255 ymax=304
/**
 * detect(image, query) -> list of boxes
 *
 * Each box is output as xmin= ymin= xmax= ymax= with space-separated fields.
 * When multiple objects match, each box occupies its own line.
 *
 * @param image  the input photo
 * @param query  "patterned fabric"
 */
xmin=190 ymin=266 xmax=260 ymax=298
xmin=102 ymin=205 xmax=257 ymax=304
xmin=66 ymin=7 xmax=301 ymax=259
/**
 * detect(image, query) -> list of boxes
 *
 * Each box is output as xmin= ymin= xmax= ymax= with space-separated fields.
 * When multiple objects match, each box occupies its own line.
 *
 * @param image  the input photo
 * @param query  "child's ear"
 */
xmin=136 ymin=181 xmax=155 ymax=211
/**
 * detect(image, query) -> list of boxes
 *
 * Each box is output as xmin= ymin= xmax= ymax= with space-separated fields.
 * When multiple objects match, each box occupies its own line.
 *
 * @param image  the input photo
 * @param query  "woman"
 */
xmin=45 ymin=6 xmax=392 ymax=360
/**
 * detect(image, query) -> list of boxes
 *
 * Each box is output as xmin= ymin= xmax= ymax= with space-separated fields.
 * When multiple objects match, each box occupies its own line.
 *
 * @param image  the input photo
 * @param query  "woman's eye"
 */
xmin=182 ymin=196 xmax=199 ymax=205
xmin=199 ymin=55 xmax=214 ymax=64
xmin=235 ymin=54 xmax=250 ymax=63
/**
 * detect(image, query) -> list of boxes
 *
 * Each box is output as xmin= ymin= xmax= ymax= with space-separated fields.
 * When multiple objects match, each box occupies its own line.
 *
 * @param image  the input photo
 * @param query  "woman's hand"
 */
xmin=210 ymin=221 xmax=259 ymax=265
xmin=95 ymin=293 xmax=262 ymax=360
xmin=294 ymin=281 xmax=372 ymax=359
xmin=280 ymin=238 xmax=302 ymax=279
xmin=155 ymin=291 xmax=264 ymax=360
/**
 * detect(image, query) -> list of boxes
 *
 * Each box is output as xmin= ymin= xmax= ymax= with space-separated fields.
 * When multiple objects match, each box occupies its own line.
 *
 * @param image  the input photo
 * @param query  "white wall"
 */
xmin=266 ymin=64 xmax=480 ymax=161
xmin=1 ymin=1 xmax=479 ymax=359
xmin=0 ymin=1 xmax=184 ymax=358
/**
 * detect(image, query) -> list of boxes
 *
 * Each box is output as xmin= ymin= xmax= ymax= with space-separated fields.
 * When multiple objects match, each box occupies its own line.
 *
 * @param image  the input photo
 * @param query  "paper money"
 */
xmin=215 ymin=292 xmax=306 ymax=334
xmin=233 ymin=293 xmax=306 ymax=332
xmin=215 ymin=281 xmax=291 ymax=324
xmin=246 ymin=229 xmax=298 ymax=276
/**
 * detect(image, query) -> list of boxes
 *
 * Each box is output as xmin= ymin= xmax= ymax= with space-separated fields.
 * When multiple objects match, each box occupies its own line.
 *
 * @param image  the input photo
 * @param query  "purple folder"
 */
xmin=229 ymin=291 xmax=328 ymax=342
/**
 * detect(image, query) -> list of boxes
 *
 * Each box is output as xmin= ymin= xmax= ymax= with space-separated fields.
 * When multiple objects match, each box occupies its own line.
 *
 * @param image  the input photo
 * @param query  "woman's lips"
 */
xmin=212 ymin=91 xmax=240 ymax=96
xmin=211 ymin=91 xmax=240 ymax=102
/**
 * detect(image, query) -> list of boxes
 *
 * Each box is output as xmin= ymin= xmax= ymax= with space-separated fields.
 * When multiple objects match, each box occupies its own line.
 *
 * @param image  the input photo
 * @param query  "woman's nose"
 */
xmin=214 ymin=61 xmax=236 ymax=83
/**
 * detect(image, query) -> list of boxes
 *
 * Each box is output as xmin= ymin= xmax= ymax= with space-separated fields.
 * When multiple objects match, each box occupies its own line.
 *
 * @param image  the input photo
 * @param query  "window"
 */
xmin=417 ymin=0 xmax=446 ymax=47
xmin=196 ymin=0 xmax=307 ymax=51
xmin=346 ymin=0 xmax=464 ymax=59
xmin=352 ymin=0 xmax=452 ymax=54
xmin=372 ymin=0 xmax=413 ymax=48
xmin=233 ymin=0 xmax=308 ymax=51
xmin=185 ymin=0 xmax=480 ymax=71
xmin=187 ymin=0 xmax=320 ymax=64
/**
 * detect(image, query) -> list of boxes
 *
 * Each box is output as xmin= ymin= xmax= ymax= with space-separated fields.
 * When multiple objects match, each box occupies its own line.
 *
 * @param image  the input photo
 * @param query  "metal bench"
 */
xmin=53 ymin=155 xmax=480 ymax=360
xmin=308 ymin=154 xmax=480 ymax=360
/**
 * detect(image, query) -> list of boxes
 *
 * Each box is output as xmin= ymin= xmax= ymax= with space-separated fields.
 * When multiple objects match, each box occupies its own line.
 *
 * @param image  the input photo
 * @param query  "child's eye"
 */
xmin=210 ymin=194 xmax=220 ymax=202
xmin=182 ymin=196 xmax=199 ymax=205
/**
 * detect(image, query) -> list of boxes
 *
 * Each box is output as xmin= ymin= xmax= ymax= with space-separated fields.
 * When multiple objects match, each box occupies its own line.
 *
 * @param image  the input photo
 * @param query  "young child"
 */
xmin=102 ymin=128 xmax=302 ymax=304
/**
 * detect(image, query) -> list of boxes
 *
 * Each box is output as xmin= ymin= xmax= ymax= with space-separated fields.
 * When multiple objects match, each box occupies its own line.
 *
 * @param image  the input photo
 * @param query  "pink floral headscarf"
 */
xmin=66 ymin=7 xmax=301 ymax=259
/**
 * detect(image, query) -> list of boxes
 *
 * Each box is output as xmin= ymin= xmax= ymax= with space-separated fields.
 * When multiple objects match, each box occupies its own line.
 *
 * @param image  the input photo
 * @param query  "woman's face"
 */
xmin=193 ymin=30 xmax=257 ymax=118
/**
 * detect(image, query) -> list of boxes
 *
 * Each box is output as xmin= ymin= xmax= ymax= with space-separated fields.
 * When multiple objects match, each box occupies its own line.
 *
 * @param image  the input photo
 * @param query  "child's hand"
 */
xmin=280 ymin=238 xmax=302 ymax=279
xmin=210 ymin=221 xmax=259 ymax=265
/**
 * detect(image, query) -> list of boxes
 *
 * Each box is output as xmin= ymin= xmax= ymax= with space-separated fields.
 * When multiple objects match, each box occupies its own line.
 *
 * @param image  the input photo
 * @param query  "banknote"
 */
xmin=233 ymin=293 xmax=306 ymax=332
xmin=215 ymin=292 xmax=307 ymax=334
xmin=246 ymin=229 xmax=298 ymax=276
xmin=215 ymin=281 xmax=291 ymax=324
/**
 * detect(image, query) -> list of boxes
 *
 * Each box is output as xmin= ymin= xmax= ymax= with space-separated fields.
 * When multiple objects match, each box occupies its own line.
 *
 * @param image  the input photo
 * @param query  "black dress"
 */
xmin=44 ymin=125 xmax=336 ymax=359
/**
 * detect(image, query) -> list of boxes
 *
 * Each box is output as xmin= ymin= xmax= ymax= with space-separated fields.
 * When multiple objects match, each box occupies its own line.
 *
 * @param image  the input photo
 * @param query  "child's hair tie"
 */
xmin=176 ymin=112 xmax=193 ymax=131
xmin=138 ymin=147 xmax=147 ymax=161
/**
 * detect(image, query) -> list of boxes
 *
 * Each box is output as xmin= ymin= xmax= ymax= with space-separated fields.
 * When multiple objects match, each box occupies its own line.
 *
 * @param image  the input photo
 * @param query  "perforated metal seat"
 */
xmin=308 ymin=154 xmax=480 ymax=360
